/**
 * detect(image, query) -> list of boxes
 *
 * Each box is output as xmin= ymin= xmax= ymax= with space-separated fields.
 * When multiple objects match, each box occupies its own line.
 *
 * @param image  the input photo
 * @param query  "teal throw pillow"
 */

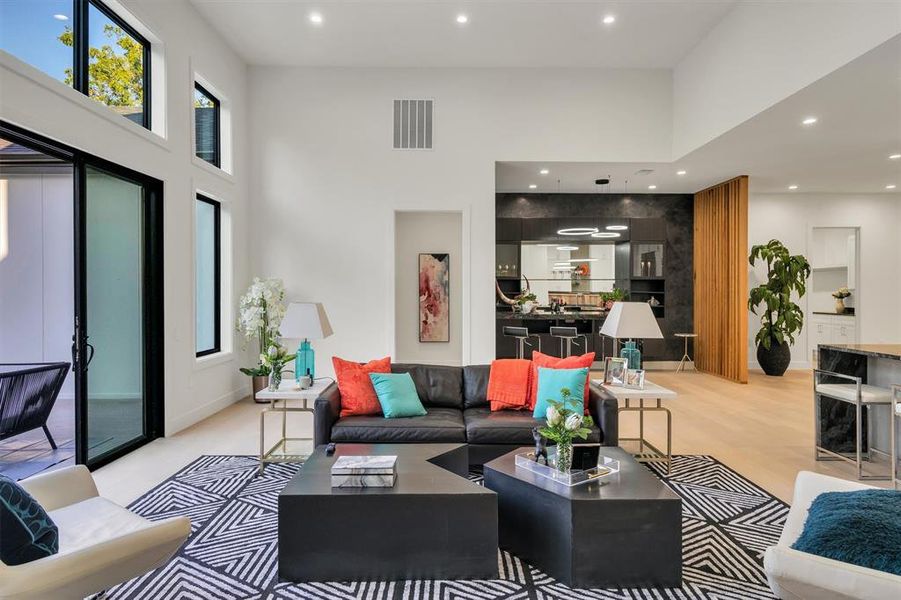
xmin=369 ymin=372 xmax=428 ymax=418
xmin=532 ymin=367 xmax=589 ymax=419
xmin=0 ymin=474 xmax=59 ymax=565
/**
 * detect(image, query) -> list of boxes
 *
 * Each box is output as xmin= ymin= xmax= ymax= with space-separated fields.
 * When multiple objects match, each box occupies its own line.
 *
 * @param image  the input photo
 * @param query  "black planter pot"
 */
xmin=756 ymin=341 xmax=791 ymax=376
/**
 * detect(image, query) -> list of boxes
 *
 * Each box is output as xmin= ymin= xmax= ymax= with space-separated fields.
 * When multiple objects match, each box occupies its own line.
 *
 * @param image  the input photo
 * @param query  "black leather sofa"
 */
xmin=314 ymin=363 xmax=619 ymax=466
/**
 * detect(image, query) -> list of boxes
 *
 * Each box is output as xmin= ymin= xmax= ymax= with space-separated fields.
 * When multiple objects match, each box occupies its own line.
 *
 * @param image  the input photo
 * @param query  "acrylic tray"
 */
xmin=514 ymin=450 xmax=620 ymax=487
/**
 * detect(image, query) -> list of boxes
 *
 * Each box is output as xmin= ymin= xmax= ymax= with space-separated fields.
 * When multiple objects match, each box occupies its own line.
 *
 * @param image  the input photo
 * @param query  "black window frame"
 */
xmin=193 ymin=82 xmax=221 ymax=168
xmin=195 ymin=194 xmax=222 ymax=357
xmin=74 ymin=0 xmax=152 ymax=129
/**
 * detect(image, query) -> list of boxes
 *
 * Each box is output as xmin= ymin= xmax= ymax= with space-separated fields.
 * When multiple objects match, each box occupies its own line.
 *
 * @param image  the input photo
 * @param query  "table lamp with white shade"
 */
xmin=599 ymin=302 xmax=663 ymax=369
xmin=280 ymin=302 xmax=333 ymax=387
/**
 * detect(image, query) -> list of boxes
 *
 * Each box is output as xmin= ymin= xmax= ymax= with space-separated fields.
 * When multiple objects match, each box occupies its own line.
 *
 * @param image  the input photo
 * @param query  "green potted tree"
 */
xmin=748 ymin=240 xmax=811 ymax=376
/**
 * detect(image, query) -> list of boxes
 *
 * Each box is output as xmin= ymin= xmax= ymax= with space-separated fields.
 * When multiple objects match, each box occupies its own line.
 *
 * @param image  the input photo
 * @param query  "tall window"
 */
xmin=195 ymin=195 xmax=221 ymax=357
xmin=194 ymin=83 xmax=220 ymax=168
xmin=0 ymin=0 xmax=151 ymax=129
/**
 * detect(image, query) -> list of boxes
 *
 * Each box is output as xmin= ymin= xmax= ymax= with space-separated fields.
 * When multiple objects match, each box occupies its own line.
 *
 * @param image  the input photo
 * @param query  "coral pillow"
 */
xmin=529 ymin=351 xmax=595 ymax=410
xmin=487 ymin=359 xmax=532 ymax=411
xmin=333 ymin=356 xmax=391 ymax=417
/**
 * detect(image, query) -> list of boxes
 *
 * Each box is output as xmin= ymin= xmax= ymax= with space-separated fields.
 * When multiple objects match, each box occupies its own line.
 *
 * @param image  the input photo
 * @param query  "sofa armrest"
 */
xmin=18 ymin=465 xmax=98 ymax=511
xmin=588 ymin=386 xmax=618 ymax=446
xmin=313 ymin=382 xmax=341 ymax=446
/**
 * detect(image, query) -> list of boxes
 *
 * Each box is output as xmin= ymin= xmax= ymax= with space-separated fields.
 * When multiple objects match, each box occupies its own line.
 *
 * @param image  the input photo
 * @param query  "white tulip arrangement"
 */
xmin=538 ymin=387 xmax=595 ymax=473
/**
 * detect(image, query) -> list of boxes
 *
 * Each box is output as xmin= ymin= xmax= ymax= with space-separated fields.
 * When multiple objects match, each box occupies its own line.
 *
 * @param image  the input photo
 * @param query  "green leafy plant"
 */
xmin=261 ymin=345 xmax=296 ymax=374
xmin=537 ymin=388 xmax=594 ymax=444
xmin=239 ymin=364 xmax=271 ymax=377
xmin=748 ymin=240 xmax=811 ymax=350
xmin=516 ymin=292 xmax=538 ymax=305
xmin=600 ymin=287 xmax=626 ymax=303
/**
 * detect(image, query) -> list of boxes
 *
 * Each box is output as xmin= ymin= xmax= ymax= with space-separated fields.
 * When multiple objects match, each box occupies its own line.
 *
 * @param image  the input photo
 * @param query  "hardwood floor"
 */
xmin=94 ymin=367 xmax=891 ymax=506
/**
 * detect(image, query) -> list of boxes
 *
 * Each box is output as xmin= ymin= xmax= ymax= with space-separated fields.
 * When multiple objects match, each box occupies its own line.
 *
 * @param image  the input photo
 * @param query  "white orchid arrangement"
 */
xmin=538 ymin=387 xmax=594 ymax=445
xmin=237 ymin=278 xmax=287 ymax=377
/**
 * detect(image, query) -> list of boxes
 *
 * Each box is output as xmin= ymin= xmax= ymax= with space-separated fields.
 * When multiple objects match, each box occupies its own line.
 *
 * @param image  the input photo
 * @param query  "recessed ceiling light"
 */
xmin=788 ymin=185 xmax=798 ymax=190
xmin=602 ymin=15 xmax=616 ymax=25
xmin=801 ymin=116 xmax=818 ymax=126
xmin=647 ymin=185 xmax=657 ymax=190
xmin=456 ymin=14 xmax=468 ymax=24
xmin=889 ymin=154 xmax=901 ymax=160
xmin=528 ymin=184 xmax=537 ymax=189
xmin=676 ymin=170 xmax=687 ymax=176
xmin=886 ymin=184 xmax=897 ymax=190
xmin=309 ymin=12 xmax=323 ymax=24
xmin=557 ymin=227 xmax=599 ymax=236
xmin=591 ymin=232 xmax=621 ymax=239
xmin=539 ymin=168 xmax=549 ymax=175
xmin=556 ymin=246 xmax=579 ymax=251
xmin=606 ymin=225 xmax=628 ymax=231
xmin=53 ymin=14 xmax=68 ymax=21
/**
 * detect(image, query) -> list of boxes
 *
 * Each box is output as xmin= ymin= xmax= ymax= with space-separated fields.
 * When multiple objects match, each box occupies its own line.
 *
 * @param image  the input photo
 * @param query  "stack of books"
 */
xmin=330 ymin=455 xmax=397 ymax=488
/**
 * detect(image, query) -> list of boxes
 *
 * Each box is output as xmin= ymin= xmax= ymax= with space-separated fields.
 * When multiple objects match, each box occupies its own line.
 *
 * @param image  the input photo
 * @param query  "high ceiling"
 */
xmin=498 ymin=34 xmax=901 ymax=195
xmin=189 ymin=0 xmax=736 ymax=68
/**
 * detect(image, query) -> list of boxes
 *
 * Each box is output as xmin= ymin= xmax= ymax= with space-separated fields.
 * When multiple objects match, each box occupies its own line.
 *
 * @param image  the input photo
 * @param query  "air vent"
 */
xmin=393 ymin=99 xmax=433 ymax=149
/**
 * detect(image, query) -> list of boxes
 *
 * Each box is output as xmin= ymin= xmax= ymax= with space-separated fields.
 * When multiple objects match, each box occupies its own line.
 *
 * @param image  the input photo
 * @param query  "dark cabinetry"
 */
xmin=496 ymin=218 xmax=522 ymax=242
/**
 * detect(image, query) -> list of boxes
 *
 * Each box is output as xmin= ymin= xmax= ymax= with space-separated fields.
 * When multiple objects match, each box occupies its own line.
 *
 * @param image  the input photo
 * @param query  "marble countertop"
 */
xmin=819 ymin=344 xmax=901 ymax=360
xmin=497 ymin=310 xmax=608 ymax=320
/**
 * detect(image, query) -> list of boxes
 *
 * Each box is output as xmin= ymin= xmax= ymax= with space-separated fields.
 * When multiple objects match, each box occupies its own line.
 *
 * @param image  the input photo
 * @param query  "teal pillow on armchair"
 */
xmin=369 ymin=372 xmax=428 ymax=418
xmin=0 ymin=474 xmax=58 ymax=566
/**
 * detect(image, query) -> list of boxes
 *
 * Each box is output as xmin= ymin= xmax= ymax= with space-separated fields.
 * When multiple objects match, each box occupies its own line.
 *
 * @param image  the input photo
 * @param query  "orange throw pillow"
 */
xmin=332 ymin=356 xmax=392 ymax=417
xmin=487 ymin=359 xmax=532 ymax=411
xmin=529 ymin=351 xmax=595 ymax=410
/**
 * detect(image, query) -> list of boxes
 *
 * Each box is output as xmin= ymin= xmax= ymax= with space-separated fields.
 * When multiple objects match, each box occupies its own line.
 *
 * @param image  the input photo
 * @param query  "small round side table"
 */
xmin=674 ymin=333 xmax=697 ymax=373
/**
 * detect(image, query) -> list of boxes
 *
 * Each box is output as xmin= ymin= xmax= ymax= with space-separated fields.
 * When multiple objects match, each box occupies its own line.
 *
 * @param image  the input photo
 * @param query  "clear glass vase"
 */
xmin=555 ymin=440 xmax=573 ymax=474
xmin=268 ymin=369 xmax=282 ymax=392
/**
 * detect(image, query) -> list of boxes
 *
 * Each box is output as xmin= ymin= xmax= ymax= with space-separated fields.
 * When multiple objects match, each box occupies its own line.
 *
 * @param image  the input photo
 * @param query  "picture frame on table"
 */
xmin=624 ymin=368 xmax=646 ymax=390
xmin=604 ymin=357 xmax=628 ymax=386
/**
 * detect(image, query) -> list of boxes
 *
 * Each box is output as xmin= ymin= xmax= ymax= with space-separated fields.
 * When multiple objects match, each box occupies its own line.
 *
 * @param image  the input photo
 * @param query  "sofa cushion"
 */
xmin=333 ymin=356 xmax=391 ymax=417
xmin=464 ymin=407 xmax=602 ymax=445
xmin=463 ymin=365 xmax=490 ymax=409
xmin=370 ymin=372 xmax=427 ymax=418
xmin=391 ymin=364 xmax=463 ymax=409
xmin=331 ymin=407 xmax=466 ymax=443
xmin=0 ymin=474 xmax=58 ymax=565
xmin=50 ymin=497 xmax=149 ymax=554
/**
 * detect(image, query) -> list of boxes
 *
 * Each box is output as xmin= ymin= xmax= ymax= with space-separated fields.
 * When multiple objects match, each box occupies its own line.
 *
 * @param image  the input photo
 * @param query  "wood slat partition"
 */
xmin=693 ymin=176 xmax=749 ymax=383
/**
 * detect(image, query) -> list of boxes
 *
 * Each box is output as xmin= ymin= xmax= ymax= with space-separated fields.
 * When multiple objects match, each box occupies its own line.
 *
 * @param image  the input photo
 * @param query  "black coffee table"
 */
xmin=279 ymin=443 xmax=498 ymax=582
xmin=483 ymin=446 xmax=681 ymax=588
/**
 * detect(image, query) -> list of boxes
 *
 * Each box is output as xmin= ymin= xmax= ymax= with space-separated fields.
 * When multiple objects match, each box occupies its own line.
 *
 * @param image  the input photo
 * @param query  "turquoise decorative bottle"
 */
xmin=295 ymin=340 xmax=315 ymax=382
xmin=620 ymin=341 xmax=641 ymax=369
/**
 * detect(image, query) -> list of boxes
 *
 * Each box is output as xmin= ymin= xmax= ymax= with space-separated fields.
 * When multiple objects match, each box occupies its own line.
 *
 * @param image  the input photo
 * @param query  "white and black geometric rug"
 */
xmin=108 ymin=454 xmax=786 ymax=600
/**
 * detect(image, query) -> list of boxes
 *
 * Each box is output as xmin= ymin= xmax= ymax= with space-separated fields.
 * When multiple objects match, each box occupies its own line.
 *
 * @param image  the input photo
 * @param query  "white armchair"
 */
xmin=0 ymin=465 xmax=190 ymax=600
xmin=764 ymin=471 xmax=901 ymax=600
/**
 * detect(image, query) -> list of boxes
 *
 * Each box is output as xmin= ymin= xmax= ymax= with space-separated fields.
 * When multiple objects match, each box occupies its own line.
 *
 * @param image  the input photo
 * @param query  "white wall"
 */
xmin=0 ymin=0 xmax=251 ymax=434
xmin=249 ymin=67 xmax=673 ymax=372
xmin=394 ymin=211 xmax=462 ymax=365
xmin=0 ymin=173 xmax=74 ymax=397
xmin=673 ymin=2 xmax=901 ymax=158
xmin=748 ymin=193 xmax=901 ymax=368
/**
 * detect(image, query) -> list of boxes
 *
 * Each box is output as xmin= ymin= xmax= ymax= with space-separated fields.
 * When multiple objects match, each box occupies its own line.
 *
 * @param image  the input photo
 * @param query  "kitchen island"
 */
xmin=496 ymin=309 xmax=610 ymax=362
xmin=816 ymin=344 xmax=901 ymax=478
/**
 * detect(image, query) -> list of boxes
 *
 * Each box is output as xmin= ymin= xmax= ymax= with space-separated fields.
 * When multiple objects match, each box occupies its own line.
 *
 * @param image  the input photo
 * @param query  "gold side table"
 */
xmin=255 ymin=378 xmax=332 ymax=474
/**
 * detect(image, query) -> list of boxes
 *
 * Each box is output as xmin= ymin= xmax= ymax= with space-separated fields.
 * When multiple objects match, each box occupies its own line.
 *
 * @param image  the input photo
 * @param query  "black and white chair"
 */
xmin=502 ymin=326 xmax=540 ymax=360
xmin=0 ymin=363 xmax=70 ymax=450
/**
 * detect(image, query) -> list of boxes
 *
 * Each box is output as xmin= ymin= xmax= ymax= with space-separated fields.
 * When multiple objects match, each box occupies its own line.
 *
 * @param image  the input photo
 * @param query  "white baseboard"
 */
xmin=165 ymin=385 xmax=250 ymax=436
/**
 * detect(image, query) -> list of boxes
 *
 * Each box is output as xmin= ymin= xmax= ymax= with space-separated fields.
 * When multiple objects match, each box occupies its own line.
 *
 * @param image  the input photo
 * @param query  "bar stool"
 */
xmin=550 ymin=326 xmax=587 ymax=358
xmin=503 ymin=326 xmax=540 ymax=360
xmin=674 ymin=332 xmax=697 ymax=372
xmin=814 ymin=369 xmax=893 ymax=481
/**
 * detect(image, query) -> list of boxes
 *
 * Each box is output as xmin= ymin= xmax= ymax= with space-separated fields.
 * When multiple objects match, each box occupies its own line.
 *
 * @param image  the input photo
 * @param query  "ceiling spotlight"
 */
xmin=890 ymin=154 xmax=901 ymax=160
xmin=801 ymin=116 xmax=818 ymax=126
xmin=788 ymin=185 xmax=798 ymax=190
xmin=886 ymin=184 xmax=897 ymax=190
xmin=309 ymin=12 xmax=323 ymax=24
xmin=528 ymin=184 xmax=537 ymax=189
xmin=591 ymin=232 xmax=621 ymax=239
xmin=676 ymin=170 xmax=687 ymax=176
xmin=557 ymin=227 xmax=599 ymax=236
xmin=602 ymin=15 xmax=616 ymax=25
xmin=647 ymin=185 xmax=657 ymax=190
xmin=53 ymin=14 xmax=69 ymax=21
xmin=606 ymin=225 xmax=628 ymax=231
xmin=456 ymin=14 xmax=468 ymax=24
xmin=556 ymin=246 xmax=579 ymax=251
xmin=539 ymin=169 xmax=549 ymax=175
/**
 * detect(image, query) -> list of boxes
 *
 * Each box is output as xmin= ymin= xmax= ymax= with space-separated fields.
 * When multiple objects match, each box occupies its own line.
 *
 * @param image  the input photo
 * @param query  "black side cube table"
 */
xmin=484 ymin=446 xmax=681 ymax=588
xmin=279 ymin=443 xmax=498 ymax=582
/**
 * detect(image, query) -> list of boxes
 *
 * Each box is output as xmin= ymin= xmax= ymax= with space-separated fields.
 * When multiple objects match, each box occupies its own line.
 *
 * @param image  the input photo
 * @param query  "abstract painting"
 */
xmin=419 ymin=253 xmax=449 ymax=342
